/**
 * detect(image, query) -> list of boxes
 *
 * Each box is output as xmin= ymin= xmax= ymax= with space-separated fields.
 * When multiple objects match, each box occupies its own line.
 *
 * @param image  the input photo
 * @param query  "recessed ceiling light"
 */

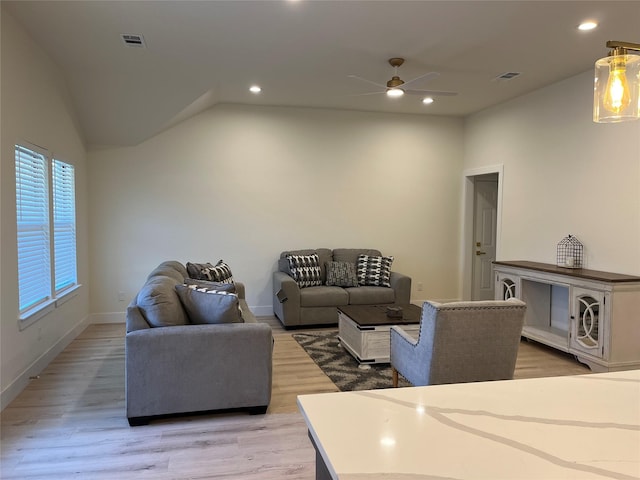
xmin=578 ymin=21 xmax=598 ymax=31
xmin=422 ymin=97 xmax=434 ymax=105
xmin=249 ymin=85 xmax=262 ymax=94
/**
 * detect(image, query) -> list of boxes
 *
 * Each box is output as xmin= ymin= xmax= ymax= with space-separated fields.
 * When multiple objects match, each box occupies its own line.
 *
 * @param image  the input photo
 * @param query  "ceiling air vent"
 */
xmin=494 ymin=72 xmax=521 ymax=81
xmin=121 ymin=34 xmax=146 ymax=48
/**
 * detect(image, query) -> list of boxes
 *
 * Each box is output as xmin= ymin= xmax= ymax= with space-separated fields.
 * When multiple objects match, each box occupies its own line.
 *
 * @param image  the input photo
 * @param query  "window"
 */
xmin=15 ymin=145 xmax=78 ymax=320
xmin=53 ymin=159 xmax=77 ymax=293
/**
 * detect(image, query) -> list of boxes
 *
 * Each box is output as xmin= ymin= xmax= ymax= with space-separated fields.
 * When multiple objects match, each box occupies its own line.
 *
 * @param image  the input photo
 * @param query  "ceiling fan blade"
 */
xmin=400 ymin=71 xmax=440 ymax=88
xmin=348 ymin=74 xmax=387 ymax=89
xmin=405 ymin=89 xmax=458 ymax=97
xmin=344 ymin=91 xmax=385 ymax=97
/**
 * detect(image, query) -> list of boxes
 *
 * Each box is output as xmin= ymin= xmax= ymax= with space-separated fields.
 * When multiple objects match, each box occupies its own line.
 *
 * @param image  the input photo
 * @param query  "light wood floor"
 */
xmin=1 ymin=317 xmax=590 ymax=479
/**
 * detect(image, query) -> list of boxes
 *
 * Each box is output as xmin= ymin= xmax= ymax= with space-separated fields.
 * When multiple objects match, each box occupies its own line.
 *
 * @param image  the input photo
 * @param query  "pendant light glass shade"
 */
xmin=593 ymin=51 xmax=640 ymax=123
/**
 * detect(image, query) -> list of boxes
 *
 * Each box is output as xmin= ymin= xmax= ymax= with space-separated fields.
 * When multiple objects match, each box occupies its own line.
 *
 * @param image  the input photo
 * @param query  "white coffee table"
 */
xmin=337 ymin=304 xmax=421 ymax=364
xmin=298 ymin=370 xmax=640 ymax=480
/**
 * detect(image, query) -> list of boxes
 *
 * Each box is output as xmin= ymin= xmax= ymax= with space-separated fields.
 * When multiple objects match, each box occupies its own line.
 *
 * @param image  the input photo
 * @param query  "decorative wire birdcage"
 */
xmin=557 ymin=234 xmax=583 ymax=268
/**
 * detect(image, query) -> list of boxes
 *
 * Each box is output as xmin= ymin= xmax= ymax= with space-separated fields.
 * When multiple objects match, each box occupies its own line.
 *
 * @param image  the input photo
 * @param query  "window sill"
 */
xmin=19 ymin=284 xmax=82 ymax=331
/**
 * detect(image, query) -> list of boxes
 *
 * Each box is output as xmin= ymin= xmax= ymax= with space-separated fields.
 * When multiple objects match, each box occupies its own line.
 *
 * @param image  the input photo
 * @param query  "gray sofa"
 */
xmin=273 ymin=248 xmax=412 ymax=328
xmin=126 ymin=260 xmax=273 ymax=426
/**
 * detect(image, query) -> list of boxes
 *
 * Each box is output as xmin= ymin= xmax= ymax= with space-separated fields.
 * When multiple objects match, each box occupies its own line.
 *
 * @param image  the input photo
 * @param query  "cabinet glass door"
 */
xmin=496 ymin=273 xmax=519 ymax=300
xmin=571 ymin=288 xmax=605 ymax=358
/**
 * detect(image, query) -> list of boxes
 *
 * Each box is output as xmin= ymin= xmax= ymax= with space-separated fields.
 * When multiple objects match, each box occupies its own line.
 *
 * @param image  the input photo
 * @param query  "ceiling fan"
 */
xmin=348 ymin=57 xmax=458 ymax=100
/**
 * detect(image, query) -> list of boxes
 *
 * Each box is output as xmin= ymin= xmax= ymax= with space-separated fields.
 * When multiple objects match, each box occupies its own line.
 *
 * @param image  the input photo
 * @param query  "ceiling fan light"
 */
xmin=593 ymin=46 xmax=640 ymax=123
xmin=386 ymin=88 xmax=404 ymax=97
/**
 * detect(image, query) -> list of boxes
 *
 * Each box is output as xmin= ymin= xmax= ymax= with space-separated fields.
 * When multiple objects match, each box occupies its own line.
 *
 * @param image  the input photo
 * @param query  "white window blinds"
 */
xmin=15 ymin=145 xmax=78 ymax=319
xmin=53 ymin=159 xmax=77 ymax=293
xmin=15 ymin=146 xmax=52 ymax=312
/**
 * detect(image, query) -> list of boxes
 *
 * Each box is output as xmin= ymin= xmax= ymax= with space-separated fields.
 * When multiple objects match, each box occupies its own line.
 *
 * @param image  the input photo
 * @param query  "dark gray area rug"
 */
xmin=292 ymin=330 xmax=410 ymax=391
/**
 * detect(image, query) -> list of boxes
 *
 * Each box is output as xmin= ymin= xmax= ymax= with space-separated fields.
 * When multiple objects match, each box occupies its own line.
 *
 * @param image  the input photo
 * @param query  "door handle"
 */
xmin=476 ymin=250 xmax=487 ymax=256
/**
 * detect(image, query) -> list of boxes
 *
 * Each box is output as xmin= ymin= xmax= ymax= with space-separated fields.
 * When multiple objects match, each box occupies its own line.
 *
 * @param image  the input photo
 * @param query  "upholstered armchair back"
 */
xmin=391 ymin=299 xmax=526 ymax=386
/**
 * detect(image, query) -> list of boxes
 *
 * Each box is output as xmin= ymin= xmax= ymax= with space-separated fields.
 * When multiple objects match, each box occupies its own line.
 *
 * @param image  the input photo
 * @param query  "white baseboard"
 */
xmin=90 ymin=312 xmax=126 ymax=324
xmin=1 ymin=316 xmax=90 ymax=411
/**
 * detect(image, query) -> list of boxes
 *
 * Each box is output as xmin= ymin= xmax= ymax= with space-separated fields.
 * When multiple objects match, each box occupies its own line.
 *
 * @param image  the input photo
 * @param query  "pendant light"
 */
xmin=593 ymin=41 xmax=640 ymax=123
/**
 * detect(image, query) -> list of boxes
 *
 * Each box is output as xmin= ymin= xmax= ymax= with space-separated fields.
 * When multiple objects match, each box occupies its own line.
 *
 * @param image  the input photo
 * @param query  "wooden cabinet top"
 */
xmin=493 ymin=260 xmax=640 ymax=284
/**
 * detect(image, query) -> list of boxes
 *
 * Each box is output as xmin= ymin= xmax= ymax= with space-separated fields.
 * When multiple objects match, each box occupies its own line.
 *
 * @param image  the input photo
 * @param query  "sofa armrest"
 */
xmin=126 ymin=322 xmax=273 ymax=419
xmin=272 ymin=271 xmax=301 ymax=327
xmin=390 ymin=271 xmax=412 ymax=304
xmin=390 ymin=324 xmax=425 ymax=386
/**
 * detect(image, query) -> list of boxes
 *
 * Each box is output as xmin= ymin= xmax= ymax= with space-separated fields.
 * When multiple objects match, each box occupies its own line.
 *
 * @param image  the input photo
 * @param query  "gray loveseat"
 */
xmin=126 ymin=261 xmax=273 ymax=426
xmin=273 ymin=248 xmax=411 ymax=328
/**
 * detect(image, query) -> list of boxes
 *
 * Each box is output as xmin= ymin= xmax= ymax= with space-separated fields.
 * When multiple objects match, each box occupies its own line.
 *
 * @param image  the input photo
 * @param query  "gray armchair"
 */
xmin=390 ymin=299 xmax=526 ymax=387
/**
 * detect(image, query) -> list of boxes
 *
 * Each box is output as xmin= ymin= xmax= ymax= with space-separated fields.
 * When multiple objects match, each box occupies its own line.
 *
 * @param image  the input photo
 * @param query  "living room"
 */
xmin=1 ymin=1 xmax=639 ymax=478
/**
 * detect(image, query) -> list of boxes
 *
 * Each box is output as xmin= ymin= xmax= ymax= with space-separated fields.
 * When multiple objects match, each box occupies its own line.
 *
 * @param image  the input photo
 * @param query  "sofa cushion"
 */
xmin=325 ymin=261 xmax=359 ymax=287
xmin=346 ymin=286 xmax=395 ymax=305
xmin=175 ymin=284 xmax=243 ymax=324
xmin=186 ymin=260 xmax=234 ymax=283
xmin=156 ymin=260 xmax=188 ymax=279
xmin=147 ymin=265 xmax=185 ymax=284
xmin=184 ymin=278 xmax=236 ymax=293
xmin=286 ymin=254 xmax=323 ymax=288
xmin=333 ymin=248 xmax=382 ymax=264
xmin=136 ymin=276 xmax=189 ymax=327
xmin=300 ymin=286 xmax=349 ymax=307
xmin=357 ymin=254 xmax=394 ymax=287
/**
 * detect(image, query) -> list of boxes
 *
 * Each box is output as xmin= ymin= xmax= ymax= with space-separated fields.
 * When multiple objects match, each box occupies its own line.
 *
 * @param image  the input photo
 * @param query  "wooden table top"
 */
xmin=493 ymin=260 xmax=640 ymax=283
xmin=338 ymin=304 xmax=422 ymax=327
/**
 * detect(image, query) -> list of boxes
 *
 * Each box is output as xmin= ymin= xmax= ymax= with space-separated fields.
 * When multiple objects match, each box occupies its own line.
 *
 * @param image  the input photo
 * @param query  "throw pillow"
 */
xmin=186 ymin=260 xmax=234 ymax=284
xmin=325 ymin=261 xmax=359 ymax=287
xmin=175 ymin=284 xmax=243 ymax=324
xmin=286 ymin=253 xmax=323 ymax=288
xmin=186 ymin=261 xmax=211 ymax=280
xmin=356 ymin=254 xmax=394 ymax=287
xmin=184 ymin=278 xmax=236 ymax=293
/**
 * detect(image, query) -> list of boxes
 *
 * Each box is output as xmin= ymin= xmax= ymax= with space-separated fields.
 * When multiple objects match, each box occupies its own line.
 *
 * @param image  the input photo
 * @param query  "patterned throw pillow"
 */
xmin=325 ymin=261 xmax=359 ymax=287
xmin=184 ymin=278 xmax=236 ymax=293
xmin=186 ymin=260 xmax=234 ymax=284
xmin=356 ymin=254 xmax=394 ymax=287
xmin=286 ymin=254 xmax=323 ymax=288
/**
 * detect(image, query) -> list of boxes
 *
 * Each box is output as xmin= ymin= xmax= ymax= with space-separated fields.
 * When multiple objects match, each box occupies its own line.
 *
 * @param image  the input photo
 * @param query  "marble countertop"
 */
xmin=297 ymin=370 xmax=640 ymax=479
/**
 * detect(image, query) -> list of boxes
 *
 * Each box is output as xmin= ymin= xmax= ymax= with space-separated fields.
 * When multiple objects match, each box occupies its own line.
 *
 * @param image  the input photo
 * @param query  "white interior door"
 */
xmin=472 ymin=176 xmax=498 ymax=300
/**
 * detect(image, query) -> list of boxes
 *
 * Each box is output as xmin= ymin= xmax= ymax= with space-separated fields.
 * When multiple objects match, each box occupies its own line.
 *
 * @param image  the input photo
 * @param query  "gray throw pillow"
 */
xmin=325 ymin=261 xmax=359 ymax=287
xmin=175 ymin=284 xmax=243 ymax=324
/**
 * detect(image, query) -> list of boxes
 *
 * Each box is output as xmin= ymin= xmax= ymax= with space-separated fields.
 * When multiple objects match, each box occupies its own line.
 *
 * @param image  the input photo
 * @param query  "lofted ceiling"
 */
xmin=3 ymin=1 xmax=640 ymax=148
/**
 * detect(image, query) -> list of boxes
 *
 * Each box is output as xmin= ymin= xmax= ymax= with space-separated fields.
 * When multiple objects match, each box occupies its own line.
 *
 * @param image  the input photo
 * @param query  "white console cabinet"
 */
xmin=494 ymin=261 xmax=640 ymax=372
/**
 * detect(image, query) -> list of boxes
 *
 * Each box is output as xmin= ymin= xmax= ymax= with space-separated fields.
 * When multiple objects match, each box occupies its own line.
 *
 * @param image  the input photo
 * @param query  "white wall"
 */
xmin=88 ymin=105 xmax=464 ymax=317
xmin=0 ymin=10 xmax=90 ymax=407
xmin=464 ymin=71 xmax=640 ymax=275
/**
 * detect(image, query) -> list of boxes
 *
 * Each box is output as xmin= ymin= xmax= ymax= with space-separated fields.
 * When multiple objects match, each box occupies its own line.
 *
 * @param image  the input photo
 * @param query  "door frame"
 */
xmin=460 ymin=164 xmax=504 ymax=300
